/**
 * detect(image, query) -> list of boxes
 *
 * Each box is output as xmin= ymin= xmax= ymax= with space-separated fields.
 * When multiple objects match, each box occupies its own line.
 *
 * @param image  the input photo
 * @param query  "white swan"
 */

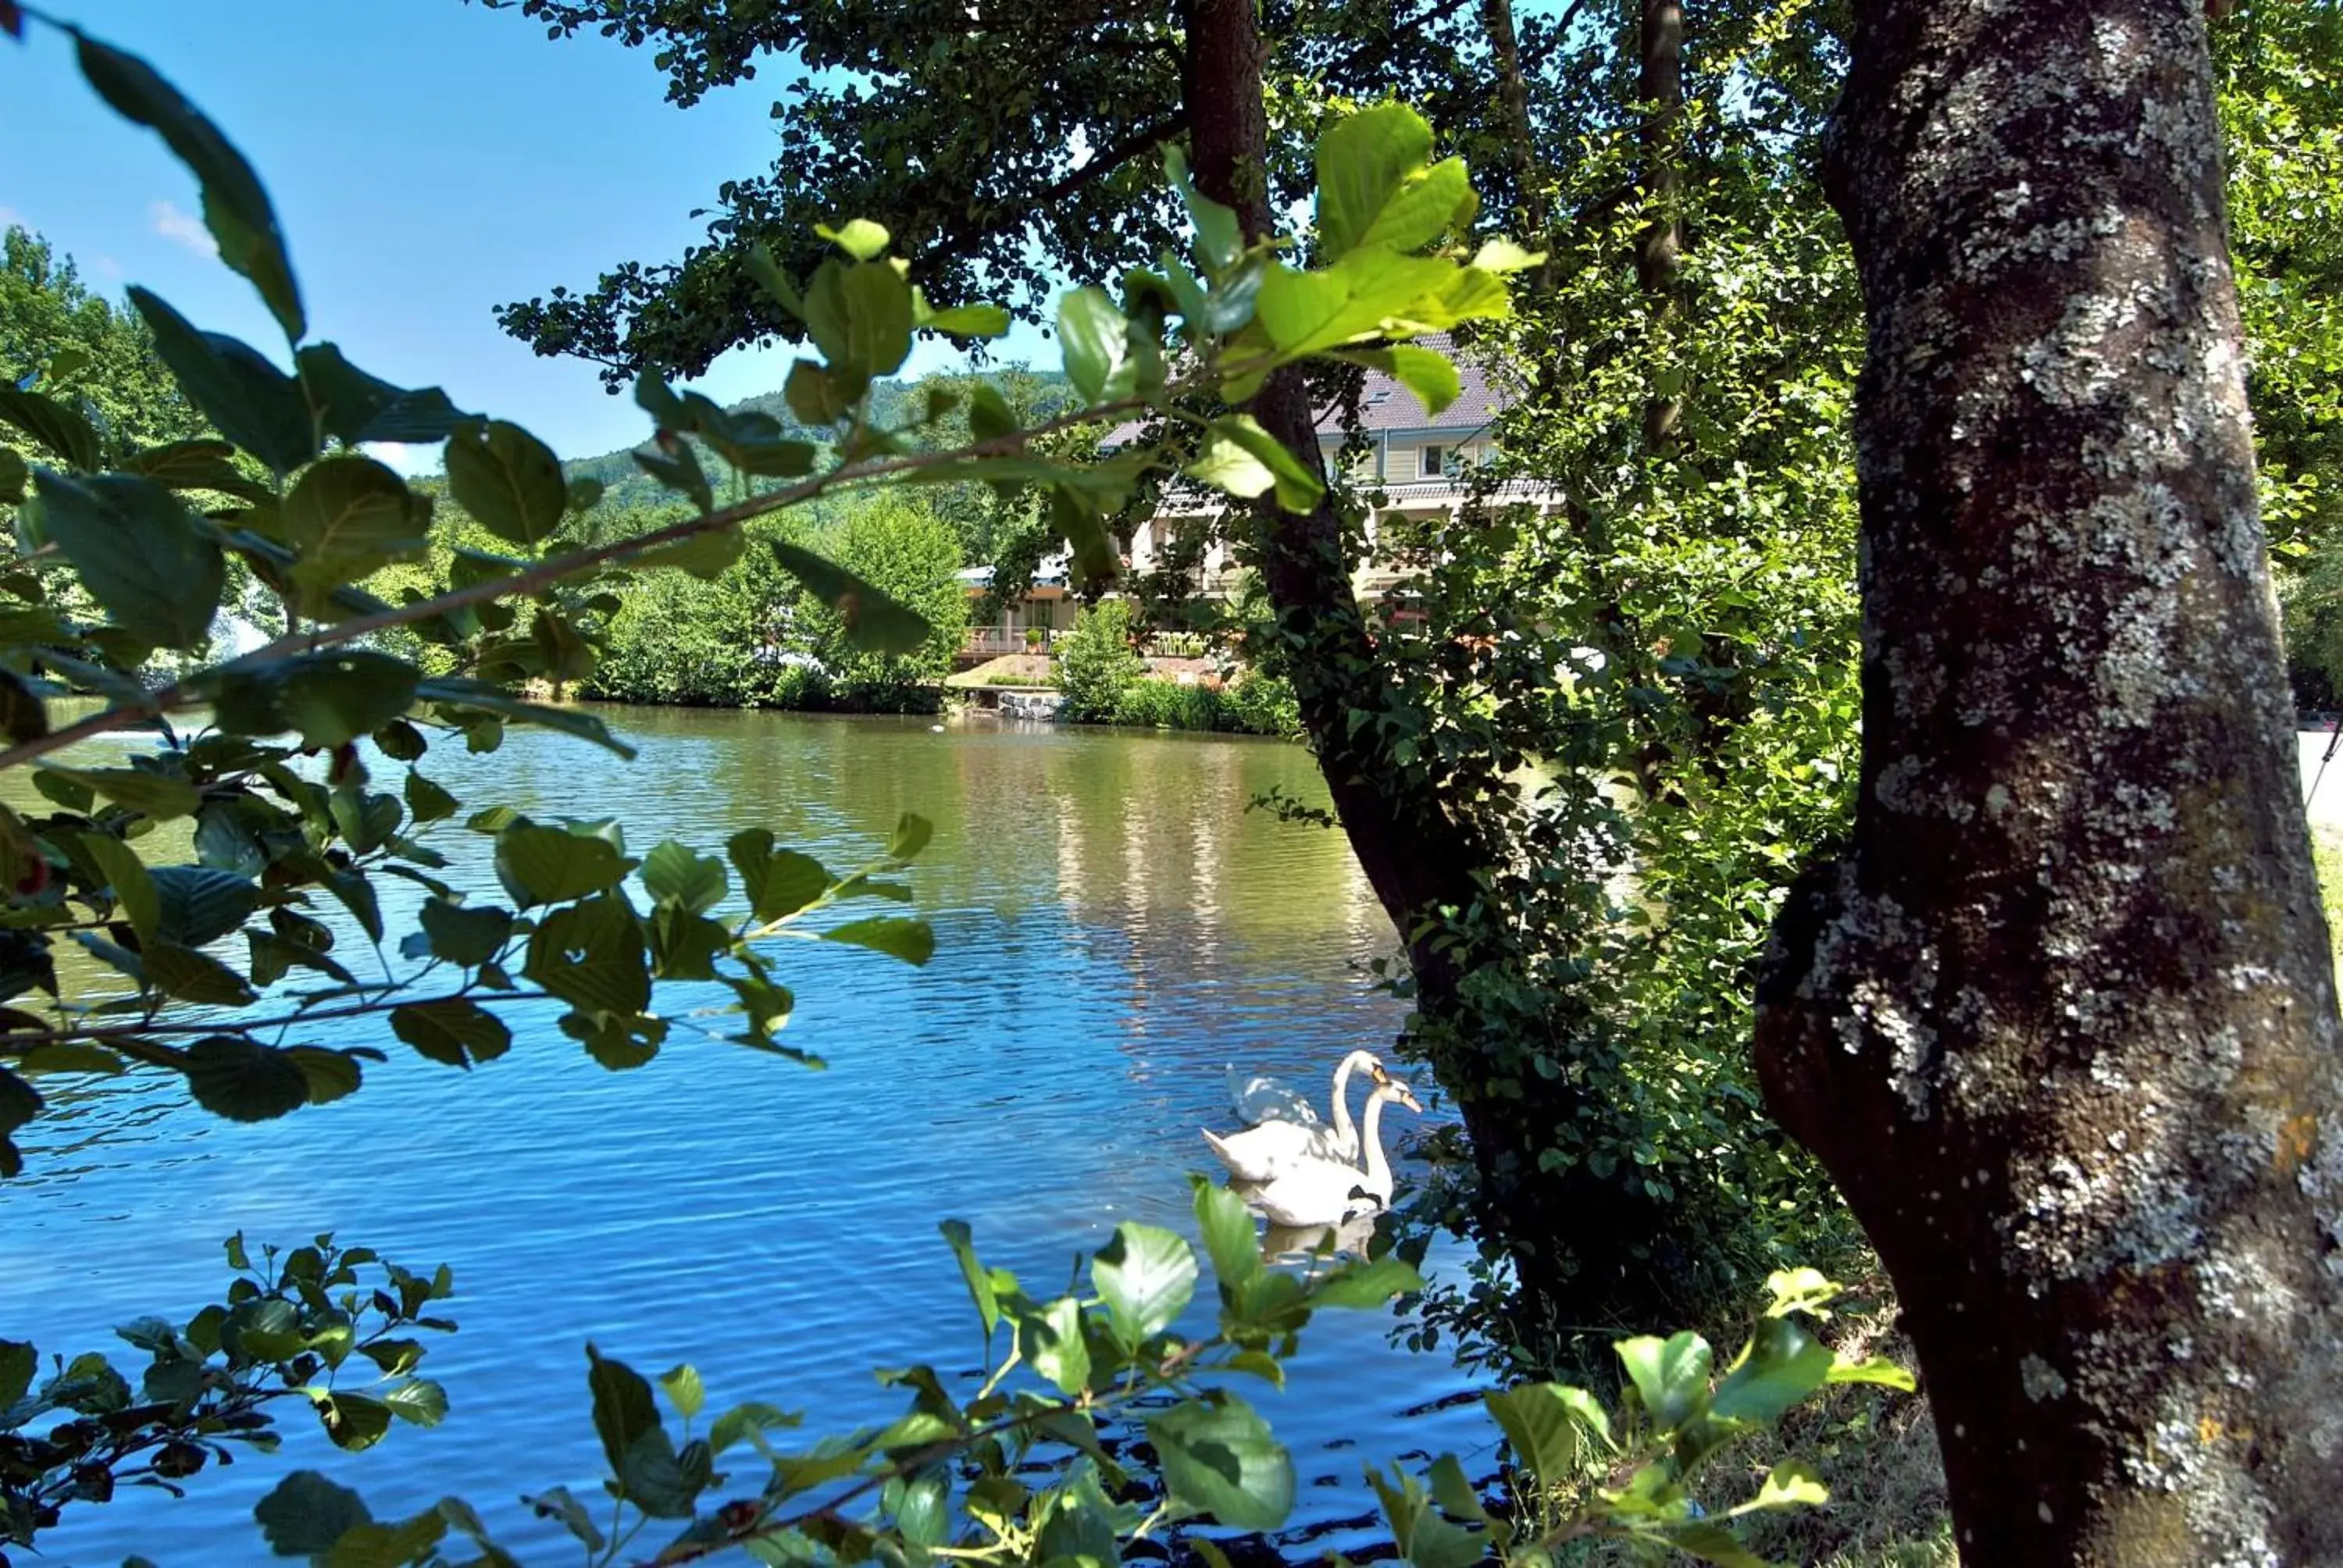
xmin=1207 ymin=1048 xmax=1381 ymax=1184
xmin=1239 ymin=1074 xmax=1421 ymax=1228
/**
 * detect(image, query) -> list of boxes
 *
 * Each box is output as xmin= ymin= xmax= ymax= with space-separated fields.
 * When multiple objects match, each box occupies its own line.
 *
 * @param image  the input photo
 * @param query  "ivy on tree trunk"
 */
xmin=1758 ymin=2 xmax=2343 ymax=1558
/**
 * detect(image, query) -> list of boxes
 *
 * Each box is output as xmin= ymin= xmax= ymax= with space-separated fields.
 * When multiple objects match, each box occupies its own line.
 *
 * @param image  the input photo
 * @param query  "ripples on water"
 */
xmin=2 ymin=708 xmax=1497 ymax=1566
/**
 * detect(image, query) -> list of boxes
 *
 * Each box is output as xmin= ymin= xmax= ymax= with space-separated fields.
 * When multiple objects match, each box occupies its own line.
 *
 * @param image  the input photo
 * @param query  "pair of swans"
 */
xmin=1203 ymin=1048 xmax=1421 ymax=1228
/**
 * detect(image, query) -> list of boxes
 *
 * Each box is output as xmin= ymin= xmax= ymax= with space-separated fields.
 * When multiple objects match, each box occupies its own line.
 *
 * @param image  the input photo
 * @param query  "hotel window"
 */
xmin=1422 ymin=444 xmax=1446 ymax=476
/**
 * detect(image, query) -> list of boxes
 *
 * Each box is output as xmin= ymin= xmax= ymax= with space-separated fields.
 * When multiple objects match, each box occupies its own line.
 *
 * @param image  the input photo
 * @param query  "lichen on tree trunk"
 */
xmin=1756 ymin=2 xmax=2343 ymax=1559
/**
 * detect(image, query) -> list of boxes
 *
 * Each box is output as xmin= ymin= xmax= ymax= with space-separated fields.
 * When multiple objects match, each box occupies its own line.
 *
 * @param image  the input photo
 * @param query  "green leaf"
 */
xmin=637 ymin=522 xmax=745 ymax=580
xmin=1092 ymin=1223 xmax=1196 ymax=1345
xmin=728 ymin=829 xmax=828 ymax=925
xmin=255 ymin=1470 xmax=372 ymax=1558
xmin=287 ymin=1046 xmax=362 ymax=1105
xmin=184 ymin=1035 xmax=307 ymax=1120
xmin=658 ymin=1363 xmax=705 ymax=1420
xmin=818 ymin=218 xmax=891 ymax=261
xmin=0 ymin=386 xmax=102 ymax=470
xmin=19 ymin=1042 xmax=127 ymax=1075
xmin=445 ymin=420 xmax=568 ymax=549
xmin=1314 ymin=104 xmax=1472 ymax=259
xmin=390 ymin=999 xmax=512 ymax=1068
xmin=381 ymin=1378 xmax=449 ymax=1427
xmin=917 ymin=298 xmax=1011 ymax=338
xmin=81 ymin=832 xmax=159 ymax=940
xmin=404 ymin=769 xmax=458 ymax=825
xmin=316 ymin=1388 xmax=395 ymax=1452
xmin=0 ymin=1067 xmax=37 ymax=1178
xmin=151 ymin=864 xmax=259 ymax=946
xmin=1187 ymin=415 xmax=1323 ymax=515
xmin=294 ymin=342 xmax=476 ymax=444
xmin=817 ymin=917 xmax=934 ymax=966
xmin=281 ymin=457 xmax=430 ymax=604
xmin=708 ymin=1399 xmax=801 ymax=1456
xmin=526 ymin=893 xmax=652 ymax=1016
xmin=813 ymin=258 xmax=915 ymax=386
xmin=1738 ymin=1458 xmax=1828 ymax=1515
xmin=939 ymin=1219 xmax=1000 ymax=1336
xmin=1708 ymin=1316 xmax=1832 ymax=1429
xmin=1307 ymin=1255 xmax=1425 ymax=1310
xmin=1017 ymin=1295 xmax=1091 ymax=1395
xmin=1365 ymin=1464 xmax=1485 ymax=1568
xmin=496 ymin=821 xmax=635 ymax=908
xmin=966 ymin=383 xmax=1017 ymax=443
xmin=418 ymin=898 xmax=513 ymax=968
xmin=326 ymin=1513 xmax=448 ymax=1568
xmin=888 ymin=813 xmax=934 ymax=861
xmin=1617 ymin=1331 xmax=1714 ymax=1432
xmin=127 ymin=289 xmax=316 ymax=475
xmin=1825 ymin=1354 xmax=1917 ymax=1392
xmin=650 ymin=906 xmax=730 ymax=980
xmin=123 ymin=437 xmax=273 ymax=501
xmin=522 ymin=1485 xmax=605 ymax=1553
xmin=0 ymin=1338 xmax=36 ymax=1408
xmin=1148 ymin=1394 xmax=1294 ymax=1531
xmin=45 ymin=766 xmax=199 ymax=820
xmin=212 ymin=650 xmax=421 ymax=747
xmin=587 ymin=1344 xmax=664 ymax=1478
xmin=1482 ymin=1383 xmax=1603 ymax=1485
xmin=1191 ymin=1175 xmax=1262 ymax=1294
xmin=643 ymin=841 xmax=727 ymax=915
xmin=1655 ymin=1519 xmax=1770 ymax=1568
xmin=415 ymin=676 xmax=637 ymax=758
xmin=0 ymin=446 xmax=24 ymax=504
xmin=1327 ymin=344 xmax=1462 ymax=418
xmin=148 ymin=941 xmax=259 ymax=1006
xmin=745 ymin=243 xmax=804 ymax=320
xmin=1057 ymin=287 xmax=1132 ymax=404
xmin=32 ymin=471 xmax=223 ymax=649
xmin=75 ymin=29 xmax=305 ymax=338
xmin=771 ymin=540 xmax=933 ymax=656
xmin=1164 ymin=144 xmax=1245 ymax=274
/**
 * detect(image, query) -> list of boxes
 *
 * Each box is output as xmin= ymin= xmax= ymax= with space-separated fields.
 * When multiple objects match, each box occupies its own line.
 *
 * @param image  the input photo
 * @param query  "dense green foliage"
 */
xmin=1365 ymin=13 xmax=1868 ymax=1357
xmin=585 ymin=497 xmax=966 ymax=711
xmin=0 ymin=226 xmax=206 ymax=460
xmin=2219 ymin=5 xmax=2343 ymax=703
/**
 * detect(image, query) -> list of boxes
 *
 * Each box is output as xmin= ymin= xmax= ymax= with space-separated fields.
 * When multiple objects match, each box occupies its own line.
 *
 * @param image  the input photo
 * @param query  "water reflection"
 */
xmin=2 ymin=707 xmax=1490 ymax=1566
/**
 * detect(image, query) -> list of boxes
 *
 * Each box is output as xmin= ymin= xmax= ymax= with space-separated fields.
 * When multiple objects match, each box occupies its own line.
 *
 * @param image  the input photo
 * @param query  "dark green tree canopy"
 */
xmin=485 ymin=0 xmax=1520 ymax=383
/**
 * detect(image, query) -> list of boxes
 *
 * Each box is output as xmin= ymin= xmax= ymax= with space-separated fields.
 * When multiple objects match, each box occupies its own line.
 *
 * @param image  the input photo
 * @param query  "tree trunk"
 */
xmin=1176 ymin=0 xmax=1482 ymax=1002
xmin=1756 ymin=3 xmax=2343 ymax=1560
xmin=1636 ymin=0 xmax=1683 ymax=452
xmin=1177 ymin=0 xmax=1694 ymax=1343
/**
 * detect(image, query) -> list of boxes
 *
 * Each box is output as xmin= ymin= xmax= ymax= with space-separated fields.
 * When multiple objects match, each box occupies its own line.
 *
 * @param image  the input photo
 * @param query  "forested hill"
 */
xmin=563 ymin=367 xmax=1075 ymax=513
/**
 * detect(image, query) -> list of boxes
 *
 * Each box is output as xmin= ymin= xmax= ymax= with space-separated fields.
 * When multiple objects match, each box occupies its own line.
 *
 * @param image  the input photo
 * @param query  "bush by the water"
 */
xmin=1053 ymin=601 xmax=1299 ymax=736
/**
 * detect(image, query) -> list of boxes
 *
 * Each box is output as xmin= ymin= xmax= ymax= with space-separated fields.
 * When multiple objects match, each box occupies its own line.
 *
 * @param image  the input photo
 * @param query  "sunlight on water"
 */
xmin=2 ymin=707 xmax=1496 ymax=1566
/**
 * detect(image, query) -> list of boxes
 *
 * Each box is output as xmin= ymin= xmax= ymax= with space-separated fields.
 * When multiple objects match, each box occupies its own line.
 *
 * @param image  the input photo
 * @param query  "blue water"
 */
xmin=2 ymin=708 xmax=1496 ymax=1566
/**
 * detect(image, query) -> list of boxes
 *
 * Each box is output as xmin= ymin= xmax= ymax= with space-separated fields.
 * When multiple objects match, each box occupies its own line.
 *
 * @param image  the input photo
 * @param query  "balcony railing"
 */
xmin=965 ymin=627 xmax=1055 ymax=657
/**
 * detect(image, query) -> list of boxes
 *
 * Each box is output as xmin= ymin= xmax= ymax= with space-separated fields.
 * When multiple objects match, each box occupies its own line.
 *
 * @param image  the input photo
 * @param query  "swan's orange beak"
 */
xmin=1372 ymin=1068 xmax=1422 ymax=1113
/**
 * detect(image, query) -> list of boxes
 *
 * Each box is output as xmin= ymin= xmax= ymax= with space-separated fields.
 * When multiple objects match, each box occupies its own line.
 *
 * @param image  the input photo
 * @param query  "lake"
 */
xmin=2 ymin=706 xmax=1496 ymax=1566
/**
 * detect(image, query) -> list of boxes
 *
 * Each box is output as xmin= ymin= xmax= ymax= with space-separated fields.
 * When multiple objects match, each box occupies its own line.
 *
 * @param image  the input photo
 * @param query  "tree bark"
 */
xmin=1636 ymin=0 xmax=1683 ymax=452
xmin=1757 ymin=2 xmax=2343 ymax=1560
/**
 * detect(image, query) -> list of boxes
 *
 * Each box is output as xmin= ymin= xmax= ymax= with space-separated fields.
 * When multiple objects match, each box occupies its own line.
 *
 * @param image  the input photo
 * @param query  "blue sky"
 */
xmin=3 ymin=1 xmax=1050 ymax=467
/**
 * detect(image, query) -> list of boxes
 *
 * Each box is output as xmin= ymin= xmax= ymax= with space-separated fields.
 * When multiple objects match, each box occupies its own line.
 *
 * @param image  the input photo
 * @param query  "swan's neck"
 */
xmin=1358 ymin=1093 xmax=1395 ymax=1196
xmin=1328 ymin=1055 xmax=1364 ymax=1146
